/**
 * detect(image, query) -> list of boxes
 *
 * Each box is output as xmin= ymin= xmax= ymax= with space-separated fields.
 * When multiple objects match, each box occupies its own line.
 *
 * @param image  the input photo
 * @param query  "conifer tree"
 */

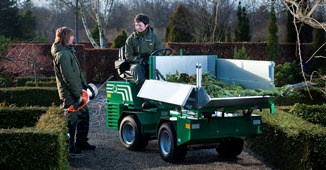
xmin=91 ymin=24 xmax=100 ymax=43
xmin=0 ymin=0 xmax=22 ymax=39
xmin=265 ymin=3 xmax=279 ymax=61
xmin=286 ymin=10 xmax=296 ymax=43
xmin=20 ymin=10 xmax=36 ymax=40
xmin=111 ymin=30 xmax=127 ymax=48
xmin=165 ymin=4 xmax=194 ymax=42
xmin=234 ymin=1 xmax=250 ymax=42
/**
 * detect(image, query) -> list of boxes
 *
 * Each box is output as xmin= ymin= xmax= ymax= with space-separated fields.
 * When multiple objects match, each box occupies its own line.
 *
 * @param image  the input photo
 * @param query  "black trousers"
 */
xmin=67 ymin=106 xmax=90 ymax=147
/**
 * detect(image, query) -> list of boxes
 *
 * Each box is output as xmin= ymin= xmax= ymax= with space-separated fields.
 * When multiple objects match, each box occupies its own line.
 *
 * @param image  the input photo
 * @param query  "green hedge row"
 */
xmin=0 ymin=106 xmax=48 ymax=129
xmin=289 ymin=103 xmax=326 ymax=127
xmin=0 ymin=107 xmax=68 ymax=169
xmin=0 ymin=87 xmax=60 ymax=107
xmin=15 ymin=76 xmax=56 ymax=86
xmin=246 ymin=109 xmax=326 ymax=169
xmin=0 ymin=77 xmax=10 ymax=87
xmin=274 ymin=88 xmax=326 ymax=106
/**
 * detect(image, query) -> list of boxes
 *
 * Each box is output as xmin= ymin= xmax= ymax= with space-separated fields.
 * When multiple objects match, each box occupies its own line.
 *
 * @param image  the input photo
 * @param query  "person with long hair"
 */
xmin=51 ymin=26 xmax=96 ymax=158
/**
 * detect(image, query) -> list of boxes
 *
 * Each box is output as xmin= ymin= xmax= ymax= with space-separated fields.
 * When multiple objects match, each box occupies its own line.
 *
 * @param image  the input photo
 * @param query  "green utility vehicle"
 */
xmin=106 ymin=48 xmax=275 ymax=162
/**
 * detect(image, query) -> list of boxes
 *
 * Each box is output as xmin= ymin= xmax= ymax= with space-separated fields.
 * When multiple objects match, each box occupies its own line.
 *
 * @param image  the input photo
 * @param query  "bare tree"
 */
xmin=281 ymin=0 xmax=326 ymax=30
xmin=183 ymin=0 xmax=236 ymax=42
xmin=280 ymin=0 xmax=325 ymax=97
xmin=53 ymin=0 xmax=115 ymax=48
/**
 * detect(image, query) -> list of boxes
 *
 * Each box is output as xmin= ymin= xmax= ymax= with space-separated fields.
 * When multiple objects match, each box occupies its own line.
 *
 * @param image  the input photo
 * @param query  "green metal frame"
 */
xmin=106 ymin=53 xmax=275 ymax=147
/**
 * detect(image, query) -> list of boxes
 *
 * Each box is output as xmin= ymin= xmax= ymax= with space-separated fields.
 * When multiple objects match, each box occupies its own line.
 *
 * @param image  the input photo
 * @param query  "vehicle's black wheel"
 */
xmin=158 ymin=122 xmax=187 ymax=163
xmin=119 ymin=115 xmax=149 ymax=151
xmin=216 ymin=138 xmax=244 ymax=158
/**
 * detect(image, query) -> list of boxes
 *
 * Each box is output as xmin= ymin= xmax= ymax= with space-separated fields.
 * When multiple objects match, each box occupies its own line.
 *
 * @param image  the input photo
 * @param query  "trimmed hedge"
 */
xmin=289 ymin=103 xmax=326 ymax=127
xmin=246 ymin=109 xmax=326 ymax=169
xmin=0 ymin=87 xmax=60 ymax=107
xmin=15 ymin=76 xmax=56 ymax=87
xmin=274 ymin=88 xmax=326 ymax=106
xmin=0 ymin=107 xmax=68 ymax=169
xmin=0 ymin=107 xmax=48 ymax=129
xmin=0 ymin=77 xmax=10 ymax=87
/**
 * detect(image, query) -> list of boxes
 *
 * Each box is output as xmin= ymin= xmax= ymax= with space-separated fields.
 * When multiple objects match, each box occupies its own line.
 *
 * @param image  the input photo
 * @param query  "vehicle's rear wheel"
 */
xmin=158 ymin=122 xmax=187 ymax=163
xmin=119 ymin=115 xmax=149 ymax=151
xmin=216 ymin=138 xmax=244 ymax=158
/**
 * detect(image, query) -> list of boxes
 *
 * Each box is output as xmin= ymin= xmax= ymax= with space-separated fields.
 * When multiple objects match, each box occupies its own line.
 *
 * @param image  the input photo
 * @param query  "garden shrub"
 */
xmin=0 ymin=87 xmax=60 ymax=107
xmin=274 ymin=61 xmax=302 ymax=87
xmin=0 ymin=106 xmax=48 ymax=129
xmin=289 ymin=103 xmax=326 ymax=127
xmin=111 ymin=30 xmax=127 ymax=48
xmin=15 ymin=76 xmax=56 ymax=86
xmin=246 ymin=109 xmax=326 ymax=169
xmin=233 ymin=46 xmax=250 ymax=60
xmin=0 ymin=107 xmax=68 ymax=169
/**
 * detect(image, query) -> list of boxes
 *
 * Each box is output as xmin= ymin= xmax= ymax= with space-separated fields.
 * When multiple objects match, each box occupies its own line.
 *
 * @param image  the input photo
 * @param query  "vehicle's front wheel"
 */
xmin=216 ymin=138 xmax=244 ymax=158
xmin=158 ymin=122 xmax=187 ymax=163
xmin=119 ymin=115 xmax=149 ymax=151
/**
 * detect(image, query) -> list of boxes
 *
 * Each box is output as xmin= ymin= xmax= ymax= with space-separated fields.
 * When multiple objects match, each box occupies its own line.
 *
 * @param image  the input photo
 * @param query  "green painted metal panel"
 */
xmin=136 ymin=111 xmax=161 ymax=135
xmin=176 ymin=115 xmax=262 ymax=145
xmin=106 ymin=81 xmax=143 ymax=109
xmin=106 ymin=103 xmax=122 ymax=130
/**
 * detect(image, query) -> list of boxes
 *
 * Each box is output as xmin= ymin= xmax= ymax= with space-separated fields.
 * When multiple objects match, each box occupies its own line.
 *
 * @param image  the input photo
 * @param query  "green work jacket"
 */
xmin=125 ymin=26 xmax=163 ymax=64
xmin=51 ymin=43 xmax=85 ymax=104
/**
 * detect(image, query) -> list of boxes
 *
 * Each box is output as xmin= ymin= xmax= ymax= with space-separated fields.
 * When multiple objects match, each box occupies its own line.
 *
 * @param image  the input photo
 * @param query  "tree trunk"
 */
xmin=80 ymin=8 xmax=99 ymax=48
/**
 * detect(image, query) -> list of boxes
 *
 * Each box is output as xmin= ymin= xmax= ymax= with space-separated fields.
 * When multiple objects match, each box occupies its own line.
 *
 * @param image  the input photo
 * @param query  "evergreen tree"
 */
xmin=0 ymin=0 xmax=22 ymax=39
xmin=20 ymin=10 xmax=36 ymax=40
xmin=234 ymin=1 xmax=250 ymax=42
xmin=91 ymin=24 xmax=100 ymax=42
xmin=265 ymin=3 xmax=279 ymax=61
xmin=286 ymin=10 xmax=296 ymax=43
xmin=165 ymin=4 xmax=194 ymax=42
xmin=234 ymin=46 xmax=249 ymax=60
xmin=111 ymin=30 xmax=127 ymax=48
xmin=0 ymin=35 xmax=11 ymax=55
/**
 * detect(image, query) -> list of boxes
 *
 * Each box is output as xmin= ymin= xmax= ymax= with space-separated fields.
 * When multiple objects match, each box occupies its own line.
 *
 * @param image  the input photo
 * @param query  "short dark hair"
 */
xmin=134 ymin=13 xmax=149 ymax=25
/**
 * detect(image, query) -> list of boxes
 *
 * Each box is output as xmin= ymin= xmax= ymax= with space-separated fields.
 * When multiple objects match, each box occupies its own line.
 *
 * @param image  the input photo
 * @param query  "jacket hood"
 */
xmin=51 ymin=43 xmax=62 ymax=57
xmin=51 ymin=43 xmax=74 ymax=58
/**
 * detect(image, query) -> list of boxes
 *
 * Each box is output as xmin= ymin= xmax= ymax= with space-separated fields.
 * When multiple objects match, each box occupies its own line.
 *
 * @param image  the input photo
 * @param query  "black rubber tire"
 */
xmin=216 ymin=138 xmax=244 ymax=158
xmin=119 ymin=115 xmax=149 ymax=151
xmin=158 ymin=122 xmax=187 ymax=163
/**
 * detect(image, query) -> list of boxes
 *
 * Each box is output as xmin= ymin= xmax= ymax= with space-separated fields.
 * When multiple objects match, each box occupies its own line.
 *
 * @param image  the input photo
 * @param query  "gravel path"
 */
xmin=69 ymin=87 xmax=278 ymax=170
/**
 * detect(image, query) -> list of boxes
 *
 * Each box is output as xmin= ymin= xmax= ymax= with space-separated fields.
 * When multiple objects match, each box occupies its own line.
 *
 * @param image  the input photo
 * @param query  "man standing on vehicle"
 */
xmin=125 ymin=13 xmax=163 ymax=92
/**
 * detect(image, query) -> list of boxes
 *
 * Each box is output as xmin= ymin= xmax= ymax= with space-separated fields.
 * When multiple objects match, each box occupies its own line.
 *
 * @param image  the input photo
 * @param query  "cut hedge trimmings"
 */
xmin=166 ymin=71 xmax=279 ymax=97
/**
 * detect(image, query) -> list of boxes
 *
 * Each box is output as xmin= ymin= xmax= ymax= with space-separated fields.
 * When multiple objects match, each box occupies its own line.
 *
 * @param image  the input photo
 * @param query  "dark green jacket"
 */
xmin=51 ymin=43 xmax=85 ymax=104
xmin=125 ymin=26 xmax=163 ymax=64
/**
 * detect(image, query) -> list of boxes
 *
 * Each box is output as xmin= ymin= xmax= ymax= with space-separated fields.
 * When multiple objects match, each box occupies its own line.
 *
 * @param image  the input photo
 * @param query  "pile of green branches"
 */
xmin=166 ymin=71 xmax=279 ymax=97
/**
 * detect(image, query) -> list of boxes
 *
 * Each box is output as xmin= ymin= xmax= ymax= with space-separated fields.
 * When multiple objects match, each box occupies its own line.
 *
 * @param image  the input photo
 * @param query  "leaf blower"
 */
xmin=68 ymin=83 xmax=99 ymax=113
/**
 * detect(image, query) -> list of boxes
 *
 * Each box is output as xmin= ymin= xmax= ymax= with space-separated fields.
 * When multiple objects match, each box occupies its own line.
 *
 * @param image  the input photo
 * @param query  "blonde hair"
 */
xmin=54 ymin=27 xmax=74 ymax=45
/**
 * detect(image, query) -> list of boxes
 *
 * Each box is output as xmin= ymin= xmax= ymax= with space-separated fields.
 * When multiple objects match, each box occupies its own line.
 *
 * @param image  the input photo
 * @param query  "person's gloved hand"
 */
xmin=82 ymin=81 xmax=90 ymax=90
xmin=139 ymin=58 xmax=149 ymax=66
xmin=73 ymin=96 xmax=82 ymax=110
